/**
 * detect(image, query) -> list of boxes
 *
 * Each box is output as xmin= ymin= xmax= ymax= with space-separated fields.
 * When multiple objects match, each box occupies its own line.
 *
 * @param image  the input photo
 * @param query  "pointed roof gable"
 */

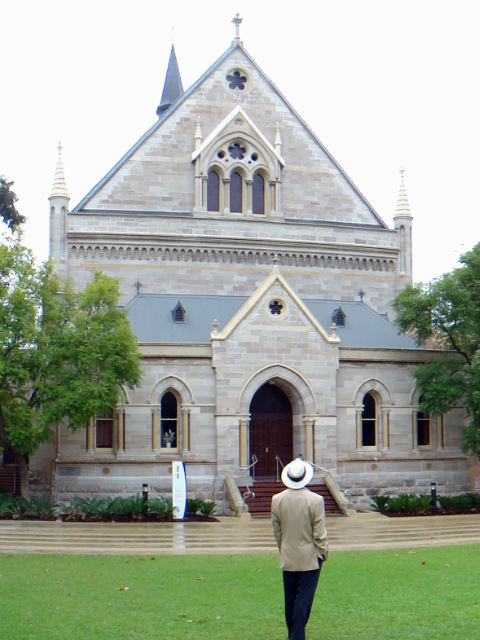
xmin=210 ymin=266 xmax=340 ymax=344
xmin=191 ymin=105 xmax=285 ymax=166
xmin=156 ymin=45 xmax=184 ymax=116
xmin=72 ymin=42 xmax=385 ymax=226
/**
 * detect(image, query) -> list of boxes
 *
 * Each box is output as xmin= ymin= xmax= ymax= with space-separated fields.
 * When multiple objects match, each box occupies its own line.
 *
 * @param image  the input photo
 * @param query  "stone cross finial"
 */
xmin=134 ymin=279 xmax=143 ymax=294
xmin=358 ymin=289 xmax=365 ymax=302
xmin=400 ymin=166 xmax=405 ymax=179
xmin=212 ymin=319 xmax=219 ymax=333
xmin=232 ymin=13 xmax=243 ymax=41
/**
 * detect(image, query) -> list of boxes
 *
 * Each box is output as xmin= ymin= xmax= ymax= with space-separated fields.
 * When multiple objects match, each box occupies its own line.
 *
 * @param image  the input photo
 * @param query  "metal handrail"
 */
xmin=241 ymin=454 xmax=258 ymax=506
xmin=300 ymin=456 xmax=347 ymax=500
xmin=275 ymin=454 xmax=285 ymax=482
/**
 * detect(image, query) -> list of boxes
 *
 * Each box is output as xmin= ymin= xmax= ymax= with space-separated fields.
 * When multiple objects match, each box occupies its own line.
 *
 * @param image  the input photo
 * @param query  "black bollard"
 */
xmin=142 ymin=483 xmax=149 ymax=505
xmin=430 ymin=481 xmax=437 ymax=513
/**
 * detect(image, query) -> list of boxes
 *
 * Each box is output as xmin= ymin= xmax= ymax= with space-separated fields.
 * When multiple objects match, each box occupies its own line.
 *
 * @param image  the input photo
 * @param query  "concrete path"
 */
xmin=0 ymin=512 xmax=479 ymax=555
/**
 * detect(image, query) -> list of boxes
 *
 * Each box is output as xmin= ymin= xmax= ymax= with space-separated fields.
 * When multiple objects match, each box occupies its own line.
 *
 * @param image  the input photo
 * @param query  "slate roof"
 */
xmin=125 ymin=294 xmax=420 ymax=350
xmin=156 ymin=45 xmax=184 ymax=116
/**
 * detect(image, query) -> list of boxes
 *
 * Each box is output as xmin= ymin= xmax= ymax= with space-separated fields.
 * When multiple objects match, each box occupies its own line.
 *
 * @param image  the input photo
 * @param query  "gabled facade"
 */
xmin=35 ymin=24 xmax=470 ymax=510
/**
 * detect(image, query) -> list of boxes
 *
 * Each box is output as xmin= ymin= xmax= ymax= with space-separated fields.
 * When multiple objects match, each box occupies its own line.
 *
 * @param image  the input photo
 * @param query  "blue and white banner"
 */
xmin=172 ymin=461 xmax=187 ymax=519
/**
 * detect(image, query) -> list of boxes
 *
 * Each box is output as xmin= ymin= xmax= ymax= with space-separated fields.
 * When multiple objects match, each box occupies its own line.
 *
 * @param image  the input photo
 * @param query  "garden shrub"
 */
xmin=198 ymin=500 xmax=217 ymax=517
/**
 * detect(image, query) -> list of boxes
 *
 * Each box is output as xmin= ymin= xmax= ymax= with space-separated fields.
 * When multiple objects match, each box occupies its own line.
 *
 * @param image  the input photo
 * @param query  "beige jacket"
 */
xmin=271 ymin=488 xmax=328 ymax=571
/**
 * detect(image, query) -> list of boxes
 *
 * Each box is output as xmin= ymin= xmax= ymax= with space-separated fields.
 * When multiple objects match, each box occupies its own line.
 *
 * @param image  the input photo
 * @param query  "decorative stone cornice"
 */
xmin=67 ymin=233 xmax=398 ymax=272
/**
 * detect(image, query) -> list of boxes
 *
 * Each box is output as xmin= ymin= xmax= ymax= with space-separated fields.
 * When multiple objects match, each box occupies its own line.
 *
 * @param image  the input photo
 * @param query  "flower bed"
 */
xmin=371 ymin=492 xmax=480 ymax=517
xmin=0 ymin=494 xmax=218 ymax=522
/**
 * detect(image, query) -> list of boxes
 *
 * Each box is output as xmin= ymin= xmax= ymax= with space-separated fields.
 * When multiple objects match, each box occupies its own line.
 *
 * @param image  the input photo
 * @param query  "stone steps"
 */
xmin=1 ymin=513 xmax=480 ymax=555
xmin=239 ymin=479 xmax=341 ymax=516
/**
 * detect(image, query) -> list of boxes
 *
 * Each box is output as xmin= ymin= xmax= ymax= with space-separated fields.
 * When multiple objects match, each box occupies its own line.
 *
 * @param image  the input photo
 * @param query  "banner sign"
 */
xmin=172 ymin=461 xmax=187 ymax=519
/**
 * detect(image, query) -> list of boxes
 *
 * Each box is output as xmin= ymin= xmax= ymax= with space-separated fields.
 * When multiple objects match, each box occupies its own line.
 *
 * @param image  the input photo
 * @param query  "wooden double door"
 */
xmin=250 ymin=383 xmax=293 ymax=477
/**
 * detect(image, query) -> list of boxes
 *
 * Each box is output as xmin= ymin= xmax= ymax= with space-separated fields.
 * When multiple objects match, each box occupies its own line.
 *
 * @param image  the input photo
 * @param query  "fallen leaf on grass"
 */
xmin=195 ymin=576 xmax=203 ymax=580
xmin=408 ymin=551 xmax=418 ymax=555
xmin=443 ymin=564 xmax=450 ymax=568
xmin=187 ymin=620 xmax=192 ymax=623
xmin=67 ymin=593 xmax=72 ymax=597
xmin=117 ymin=587 xmax=130 ymax=591
xmin=216 ymin=616 xmax=221 ymax=619
xmin=421 ymin=562 xmax=426 ymax=565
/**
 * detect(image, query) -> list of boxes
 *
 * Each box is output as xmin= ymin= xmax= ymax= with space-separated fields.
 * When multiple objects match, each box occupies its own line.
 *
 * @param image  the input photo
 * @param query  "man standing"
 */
xmin=271 ymin=458 xmax=328 ymax=640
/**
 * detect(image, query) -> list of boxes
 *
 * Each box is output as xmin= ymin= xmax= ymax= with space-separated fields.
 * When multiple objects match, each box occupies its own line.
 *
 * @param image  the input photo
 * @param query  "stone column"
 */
xmin=223 ymin=178 xmax=231 ymax=214
xmin=245 ymin=179 xmax=253 ymax=214
xmin=239 ymin=418 xmax=249 ymax=469
xmin=116 ymin=409 xmax=125 ymax=454
xmin=152 ymin=408 xmax=160 ymax=452
xmin=201 ymin=176 xmax=208 ymax=210
xmin=381 ymin=410 xmax=390 ymax=452
xmin=355 ymin=409 xmax=363 ymax=451
xmin=303 ymin=418 xmax=314 ymax=463
xmin=86 ymin=418 xmax=94 ymax=453
xmin=412 ymin=411 xmax=419 ymax=452
xmin=269 ymin=181 xmax=277 ymax=212
xmin=436 ymin=415 xmax=444 ymax=450
xmin=181 ymin=408 xmax=190 ymax=454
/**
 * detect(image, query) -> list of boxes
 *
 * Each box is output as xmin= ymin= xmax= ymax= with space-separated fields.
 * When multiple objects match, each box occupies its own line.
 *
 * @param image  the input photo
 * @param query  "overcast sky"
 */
xmin=1 ymin=0 xmax=479 ymax=284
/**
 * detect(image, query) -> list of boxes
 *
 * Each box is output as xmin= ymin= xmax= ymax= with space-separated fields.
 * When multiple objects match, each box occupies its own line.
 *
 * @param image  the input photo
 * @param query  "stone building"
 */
xmin=34 ymin=20 xmax=471 ymax=511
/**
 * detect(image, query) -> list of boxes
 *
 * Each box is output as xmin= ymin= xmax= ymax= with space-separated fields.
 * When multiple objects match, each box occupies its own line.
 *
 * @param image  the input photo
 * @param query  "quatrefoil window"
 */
xmin=269 ymin=300 xmax=283 ymax=315
xmin=226 ymin=70 xmax=247 ymax=90
xmin=228 ymin=143 xmax=246 ymax=160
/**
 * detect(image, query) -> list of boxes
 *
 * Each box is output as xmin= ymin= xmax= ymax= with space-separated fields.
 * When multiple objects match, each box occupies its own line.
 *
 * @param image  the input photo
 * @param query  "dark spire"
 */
xmin=156 ymin=45 xmax=184 ymax=117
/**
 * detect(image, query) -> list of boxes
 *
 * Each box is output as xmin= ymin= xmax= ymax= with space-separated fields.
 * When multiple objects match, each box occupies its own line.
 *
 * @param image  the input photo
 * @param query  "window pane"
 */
xmin=362 ymin=421 xmax=376 ymax=447
xmin=362 ymin=393 xmax=376 ymax=447
xmin=207 ymin=171 xmax=220 ymax=212
xmin=96 ymin=411 xmax=113 ymax=448
xmin=161 ymin=420 xmax=177 ymax=447
xmin=363 ymin=393 xmax=376 ymax=420
xmin=417 ymin=418 xmax=430 ymax=446
xmin=252 ymin=174 xmax=265 ymax=214
xmin=161 ymin=392 xmax=177 ymax=419
xmin=230 ymin=172 xmax=242 ymax=213
xmin=161 ymin=392 xmax=178 ymax=448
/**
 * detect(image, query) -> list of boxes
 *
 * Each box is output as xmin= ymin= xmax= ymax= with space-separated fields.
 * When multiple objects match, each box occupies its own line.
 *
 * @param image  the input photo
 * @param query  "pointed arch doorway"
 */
xmin=249 ymin=383 xmax=293 ymax=477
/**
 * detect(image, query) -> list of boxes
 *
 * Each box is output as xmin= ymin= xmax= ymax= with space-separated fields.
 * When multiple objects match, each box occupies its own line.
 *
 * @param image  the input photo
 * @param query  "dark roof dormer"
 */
xmin=171 ymin=301 xmax=186 ymax=323
xmin=332 ymin=307 xmax=346 ymax=327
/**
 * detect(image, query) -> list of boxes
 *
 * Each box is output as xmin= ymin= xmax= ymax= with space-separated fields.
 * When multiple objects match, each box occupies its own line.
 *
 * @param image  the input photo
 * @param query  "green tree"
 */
xmin=0 ymin=177 xmax=26 ymax=230
xmin=0 ymin=235 xmax=142 ymax=498
xmin=393 ymin=243 xmax=480 ymax=455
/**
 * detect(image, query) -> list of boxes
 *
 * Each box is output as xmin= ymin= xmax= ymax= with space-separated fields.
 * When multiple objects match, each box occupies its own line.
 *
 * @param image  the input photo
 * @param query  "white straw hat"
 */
xmin=281 ymin=458 xmax=314 ymax=489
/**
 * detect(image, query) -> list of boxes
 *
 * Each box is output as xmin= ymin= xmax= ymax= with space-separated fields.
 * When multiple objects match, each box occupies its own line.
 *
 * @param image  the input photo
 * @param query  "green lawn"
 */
xmin=1 ymin=546 xmax=479 ymax=639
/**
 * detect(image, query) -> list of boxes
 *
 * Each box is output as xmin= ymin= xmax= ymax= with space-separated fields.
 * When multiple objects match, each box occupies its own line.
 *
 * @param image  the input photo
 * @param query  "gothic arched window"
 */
xmin=362 ymin=392 xmax=377 ymax=448
xmin=207 ymin=170 xmax=220 ymax=212
xmin=252 ymin=174 xmax=265 ymax=215
xmin=161 ymin=391 xmax=178 ymax=449
xmin=230 ymin=172 xmax=243 ymax=213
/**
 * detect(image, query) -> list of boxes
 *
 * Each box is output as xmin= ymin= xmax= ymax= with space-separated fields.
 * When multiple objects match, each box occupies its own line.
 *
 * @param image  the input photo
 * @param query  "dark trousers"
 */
xmin=282 ymin=560 xmax=322 ymax=640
